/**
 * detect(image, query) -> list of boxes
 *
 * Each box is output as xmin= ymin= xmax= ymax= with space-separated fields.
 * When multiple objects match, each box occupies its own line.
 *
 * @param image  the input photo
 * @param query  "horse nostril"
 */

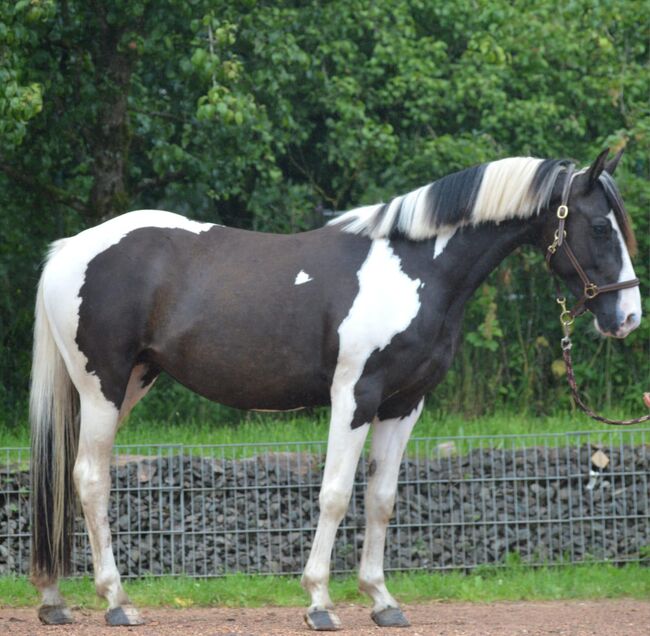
xmin=623 ymin=313 xmax=640 ymax=330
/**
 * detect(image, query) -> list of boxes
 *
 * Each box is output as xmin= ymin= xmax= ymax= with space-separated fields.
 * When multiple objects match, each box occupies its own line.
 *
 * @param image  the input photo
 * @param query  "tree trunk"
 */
xmin=87 ymin=11 xmax=134 ymax=221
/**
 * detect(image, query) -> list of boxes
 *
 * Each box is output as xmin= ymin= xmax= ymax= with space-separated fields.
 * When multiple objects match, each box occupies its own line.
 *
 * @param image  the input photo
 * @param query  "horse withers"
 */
xmin=30 ymin=149 xmax=641 ymax=629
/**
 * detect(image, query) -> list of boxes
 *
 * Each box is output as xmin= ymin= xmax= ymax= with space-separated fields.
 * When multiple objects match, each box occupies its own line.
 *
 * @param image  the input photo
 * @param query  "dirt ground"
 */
xmin=2 ymin=600 xmax=649 ymax=636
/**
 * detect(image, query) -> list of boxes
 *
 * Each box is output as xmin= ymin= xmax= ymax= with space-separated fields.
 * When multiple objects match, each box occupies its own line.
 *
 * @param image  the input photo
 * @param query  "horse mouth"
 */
xmin=593 ymin=316 xmax=640 ymax=339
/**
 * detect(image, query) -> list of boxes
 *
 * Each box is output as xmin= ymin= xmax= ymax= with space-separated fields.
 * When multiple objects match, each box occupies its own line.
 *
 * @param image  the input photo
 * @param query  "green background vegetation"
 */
xmin=1 ymin=0 xmax=648 ymax=428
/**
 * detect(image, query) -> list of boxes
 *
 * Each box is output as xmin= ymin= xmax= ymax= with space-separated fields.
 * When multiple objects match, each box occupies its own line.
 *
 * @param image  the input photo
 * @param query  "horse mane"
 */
xmin=329 ymin=157 xmax=571 ymax=240
xmin=599 ymin=171 xmax=637 ymax=258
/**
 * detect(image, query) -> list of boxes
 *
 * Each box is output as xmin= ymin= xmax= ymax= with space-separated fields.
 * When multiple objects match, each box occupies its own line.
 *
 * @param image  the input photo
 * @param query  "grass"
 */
xmin=2 ymin=409 xmax=646 ymax=451
xmin=2 ymin=564 xmax=649 ymax=609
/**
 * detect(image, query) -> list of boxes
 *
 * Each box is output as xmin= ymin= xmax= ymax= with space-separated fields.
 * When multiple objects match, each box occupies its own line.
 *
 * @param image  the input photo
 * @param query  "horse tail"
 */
xmin=30 ymin=240 xmax=80 ymax=581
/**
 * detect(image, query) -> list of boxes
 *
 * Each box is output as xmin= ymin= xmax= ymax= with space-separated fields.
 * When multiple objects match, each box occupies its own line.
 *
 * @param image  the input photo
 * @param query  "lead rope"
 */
xmin=557 ymin=304 xmax=650 ymax=426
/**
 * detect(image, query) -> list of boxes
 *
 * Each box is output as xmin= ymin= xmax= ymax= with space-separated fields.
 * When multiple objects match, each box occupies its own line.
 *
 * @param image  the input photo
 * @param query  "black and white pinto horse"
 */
xmin=31 ymin=149 xmax=641 ymax=629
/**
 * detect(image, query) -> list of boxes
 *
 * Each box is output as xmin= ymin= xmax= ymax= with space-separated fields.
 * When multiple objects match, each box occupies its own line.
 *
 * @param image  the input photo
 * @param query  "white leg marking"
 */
xmin=73 ymin=397 xmax=129 ymax=609
xmin=38 ymin=582 xmax=66 ymax=607
xmin=359 ymin=401 xmax=423 ymax=613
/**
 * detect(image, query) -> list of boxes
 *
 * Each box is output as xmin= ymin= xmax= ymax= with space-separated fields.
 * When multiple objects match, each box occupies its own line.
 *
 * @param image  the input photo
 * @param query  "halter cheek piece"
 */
xmin=545 ymin=163 xmax=648 ymax=426
xmin=544 ymin=163 xmax=640 ymax=322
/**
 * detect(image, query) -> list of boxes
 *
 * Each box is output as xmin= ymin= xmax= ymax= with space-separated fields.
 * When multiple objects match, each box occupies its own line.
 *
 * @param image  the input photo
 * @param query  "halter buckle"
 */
xmin=584 ymin=283 xmax=599 ymax=299
xmin=557 ymin=204 xmax=568 ymax=219
xmin=556 ymin=297 xmax=574 ymax=328
xmin=547 ymin=228 xmax=566 ymax=255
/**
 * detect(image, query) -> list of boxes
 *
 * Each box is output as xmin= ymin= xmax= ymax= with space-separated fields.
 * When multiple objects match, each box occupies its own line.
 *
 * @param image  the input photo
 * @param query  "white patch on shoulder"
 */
xmin=330 ymin=240 xmax=422 ymax=423
xmin=294 ymin=270 xmax=313 ymax=285
xmin=40 ymin=210 xmax=215 ymax=403
xmin=433 ymin=226 xmax=457 ymax=259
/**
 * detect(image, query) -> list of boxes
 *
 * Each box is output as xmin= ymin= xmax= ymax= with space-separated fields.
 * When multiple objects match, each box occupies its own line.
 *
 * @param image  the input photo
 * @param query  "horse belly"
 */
xmin=154 ymin=317 xmax=333 ymax=411
xmin=148 ymin=258 xmax=342 ymax=411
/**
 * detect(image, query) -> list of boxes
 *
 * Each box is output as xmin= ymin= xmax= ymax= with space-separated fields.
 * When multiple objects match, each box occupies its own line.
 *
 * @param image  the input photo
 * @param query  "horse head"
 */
xmin=544 ymin=149 xmax=641 ymax=339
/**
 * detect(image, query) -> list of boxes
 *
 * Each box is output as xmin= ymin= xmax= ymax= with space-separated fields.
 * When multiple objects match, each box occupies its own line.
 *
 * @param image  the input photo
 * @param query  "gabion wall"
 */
xmin=1 ymin=430 xmax=648 ymax=578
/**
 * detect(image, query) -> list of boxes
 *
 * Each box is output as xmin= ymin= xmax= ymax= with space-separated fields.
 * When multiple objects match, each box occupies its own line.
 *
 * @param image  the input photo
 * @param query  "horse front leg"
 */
xmin=358 ymin=400 xmax=423 ymax=627
xmin=301 ymin=394 xmax=373 ymax=631
xmin=73 ymin=398 xmax=144 ymax=626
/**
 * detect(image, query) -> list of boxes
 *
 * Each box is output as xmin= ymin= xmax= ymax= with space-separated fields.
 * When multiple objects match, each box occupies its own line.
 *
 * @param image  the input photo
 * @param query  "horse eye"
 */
xmin=591 ymin=221 xmax=610 ymax=237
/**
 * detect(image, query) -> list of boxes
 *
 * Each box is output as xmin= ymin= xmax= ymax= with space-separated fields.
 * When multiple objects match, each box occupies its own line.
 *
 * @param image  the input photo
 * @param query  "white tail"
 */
xmin=30 ymin=240 xmax=80 ymax=581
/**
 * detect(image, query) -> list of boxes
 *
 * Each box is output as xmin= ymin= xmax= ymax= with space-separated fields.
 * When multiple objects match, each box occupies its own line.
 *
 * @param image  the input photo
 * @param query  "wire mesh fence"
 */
xmin=1 ymin=429 xmax=649 ymax=578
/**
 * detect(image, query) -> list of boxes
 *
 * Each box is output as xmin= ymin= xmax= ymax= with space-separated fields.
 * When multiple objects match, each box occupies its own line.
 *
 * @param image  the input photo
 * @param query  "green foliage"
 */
xmin=0 ymin=0 xmax=53 ymax=149
xmin=1 ymin=0 xmax=648 ymax=423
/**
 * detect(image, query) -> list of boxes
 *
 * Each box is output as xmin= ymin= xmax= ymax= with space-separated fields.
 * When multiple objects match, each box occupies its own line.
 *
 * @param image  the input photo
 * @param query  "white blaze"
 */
xmin=607 ymin=211 xmax=642 ymax=336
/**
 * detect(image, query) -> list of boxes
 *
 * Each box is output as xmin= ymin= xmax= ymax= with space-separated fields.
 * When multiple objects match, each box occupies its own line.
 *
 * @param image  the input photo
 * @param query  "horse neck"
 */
xmin=431 ymin=217 xmax=540 ymax=306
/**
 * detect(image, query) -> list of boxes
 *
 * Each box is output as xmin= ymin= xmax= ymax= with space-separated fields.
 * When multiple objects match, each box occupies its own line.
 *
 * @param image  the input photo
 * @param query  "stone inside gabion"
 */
xmin=1 ymin=444 xmax=648 ymax=577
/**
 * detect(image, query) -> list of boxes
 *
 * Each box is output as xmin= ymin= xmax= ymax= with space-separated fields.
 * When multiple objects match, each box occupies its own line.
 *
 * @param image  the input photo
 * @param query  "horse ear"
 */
xmin=605 ymin=148 xmax=624 ymax=175
xmin=586 ymin=148 xmax=610 ymax=189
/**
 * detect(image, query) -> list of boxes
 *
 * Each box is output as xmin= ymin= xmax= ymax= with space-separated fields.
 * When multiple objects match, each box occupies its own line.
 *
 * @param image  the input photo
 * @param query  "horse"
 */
xmin=30 ymin=149 xmax=641 ymax=630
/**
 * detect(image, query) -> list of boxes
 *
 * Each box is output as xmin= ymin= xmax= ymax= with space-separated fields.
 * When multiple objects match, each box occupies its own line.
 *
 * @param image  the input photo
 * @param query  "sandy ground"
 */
xmin=2 ymin=600 xmax=649 ymax=636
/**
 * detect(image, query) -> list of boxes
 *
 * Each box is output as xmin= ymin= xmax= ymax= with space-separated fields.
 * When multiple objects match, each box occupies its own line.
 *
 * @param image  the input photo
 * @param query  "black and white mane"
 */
xmin=330 ymin=157 xmax=636 ymax=255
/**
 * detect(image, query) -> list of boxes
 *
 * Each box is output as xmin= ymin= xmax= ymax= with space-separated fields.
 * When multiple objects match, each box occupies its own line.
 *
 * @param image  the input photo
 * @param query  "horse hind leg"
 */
xmin=358 ymin=400 xmax=423 ymax=627
xmin=73 ymin=392 xmax=144 ymax=626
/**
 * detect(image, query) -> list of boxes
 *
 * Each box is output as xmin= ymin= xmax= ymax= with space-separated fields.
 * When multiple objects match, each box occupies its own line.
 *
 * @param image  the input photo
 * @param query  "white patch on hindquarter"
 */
xmin=41 ymin=210 xmax=214 ymax=405
xmin=433 ymin=226 xmax=457 ymax=259
xmin=607 ymin=211 xmax=642 ymax=332
xmin=331 ymin=240 xmax=422 ymax=421
xmin=294 ymin=270 xmax=313 ymax=285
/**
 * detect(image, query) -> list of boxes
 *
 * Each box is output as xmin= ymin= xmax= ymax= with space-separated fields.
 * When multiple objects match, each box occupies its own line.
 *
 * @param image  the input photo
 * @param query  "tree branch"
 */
xmin=0 ymin=161 xmax=87 ymax=214
xmin=132 ymin=170 xmax=186 ymax=195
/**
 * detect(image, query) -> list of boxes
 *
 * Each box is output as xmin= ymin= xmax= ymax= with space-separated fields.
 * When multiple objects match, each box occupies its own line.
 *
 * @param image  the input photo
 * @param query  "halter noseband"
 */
xmin=545 ymin=164 xmax=640 ymax=321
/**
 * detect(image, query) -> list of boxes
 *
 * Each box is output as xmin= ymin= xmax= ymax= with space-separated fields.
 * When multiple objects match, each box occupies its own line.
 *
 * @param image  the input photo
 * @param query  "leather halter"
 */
xmin=545 ymin=164 xmax=640 ymax=319
xmin=545 ymin=165 xmax=649 ymax=426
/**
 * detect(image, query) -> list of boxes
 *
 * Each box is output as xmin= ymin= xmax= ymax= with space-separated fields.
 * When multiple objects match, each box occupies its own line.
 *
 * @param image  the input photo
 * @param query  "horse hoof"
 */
xmin=38 ymin=604 xmax=74 ymax=625
xmin=105 ymin=605 xmax=145 ymax=626
xmin=371 ymin=606 xmax=410 ymax=627
xmin=304 ymin=608 xmax=342 ymax=631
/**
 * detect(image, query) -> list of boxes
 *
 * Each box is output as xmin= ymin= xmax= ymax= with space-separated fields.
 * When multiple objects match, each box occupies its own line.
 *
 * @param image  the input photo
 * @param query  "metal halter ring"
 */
xmin=556 ymin=204 xmax=568 ymax=219
xmin=584 ymin=283 xmax=599 ymax=299
xmin=556 ymin=297 xmax=574 ymax=327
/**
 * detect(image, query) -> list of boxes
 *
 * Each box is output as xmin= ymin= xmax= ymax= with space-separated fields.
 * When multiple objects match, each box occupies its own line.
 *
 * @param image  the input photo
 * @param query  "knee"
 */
xmin=319 ymin=486 xmax=351 ymax=522
xmin=73 ymin=462 xmax=107 ymax=503
xmin=366 ymin=487 xmax=395 ymax=523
